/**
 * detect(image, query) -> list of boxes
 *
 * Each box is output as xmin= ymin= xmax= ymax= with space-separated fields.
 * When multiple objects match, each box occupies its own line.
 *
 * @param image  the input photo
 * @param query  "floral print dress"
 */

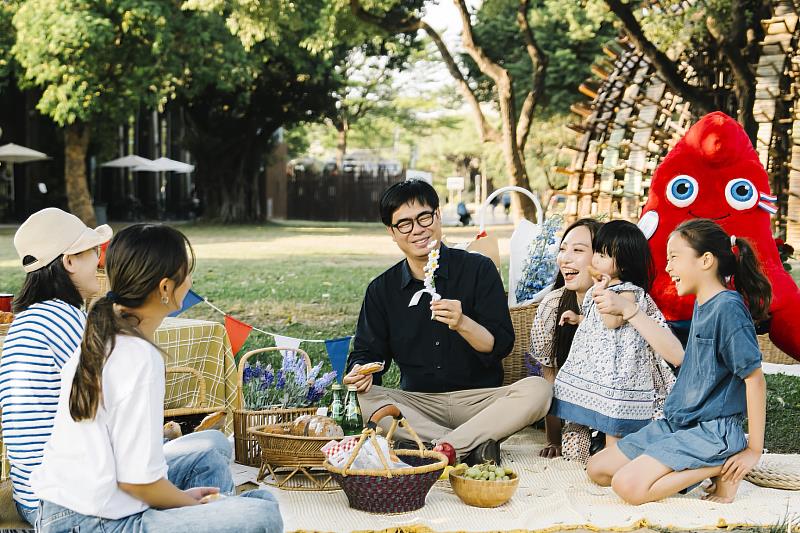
xmin=551 ymin=282 xmax=676 ymax=438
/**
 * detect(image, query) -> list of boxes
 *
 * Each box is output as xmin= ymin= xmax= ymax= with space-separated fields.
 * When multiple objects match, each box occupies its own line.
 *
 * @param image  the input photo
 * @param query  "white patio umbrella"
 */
xmin=0 ymin=143 xmax=49 ymax=163
xmin=100 ymin=155 xmax=154 ymax=168
xmin=132 ymin=157 xmax=194 ymax=173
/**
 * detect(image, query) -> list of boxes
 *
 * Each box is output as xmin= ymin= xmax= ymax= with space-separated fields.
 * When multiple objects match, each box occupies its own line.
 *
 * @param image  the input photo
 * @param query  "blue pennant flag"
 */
xmin=169 ymin=289 xmax=204 ymax=317
xmin=324 ymin=336 xmax=352 ymax=383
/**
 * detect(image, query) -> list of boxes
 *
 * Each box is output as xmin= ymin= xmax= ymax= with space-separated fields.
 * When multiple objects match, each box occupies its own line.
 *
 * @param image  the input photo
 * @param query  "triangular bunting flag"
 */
xmin=169 ymin=289 xmax=204 ymax=317
xmin=273 ymin=335 xmax=303 ymax=357
xmin=324 ymin=336 xmax=352 ymax=383
xmin=224 ymin=315 xmax=253 ymax=355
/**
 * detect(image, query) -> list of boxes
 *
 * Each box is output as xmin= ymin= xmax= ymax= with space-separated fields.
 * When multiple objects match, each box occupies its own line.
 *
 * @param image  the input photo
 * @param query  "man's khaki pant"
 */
xmin=357 ymin=376 xmax=553 ymax=456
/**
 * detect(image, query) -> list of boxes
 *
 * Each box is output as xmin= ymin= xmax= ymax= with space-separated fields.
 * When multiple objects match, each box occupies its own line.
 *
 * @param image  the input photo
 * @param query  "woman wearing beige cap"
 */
xmin=0 ymin=208 xmax=111 ymax=524
xmin=0 ymin=209 xmax=233 ymax=526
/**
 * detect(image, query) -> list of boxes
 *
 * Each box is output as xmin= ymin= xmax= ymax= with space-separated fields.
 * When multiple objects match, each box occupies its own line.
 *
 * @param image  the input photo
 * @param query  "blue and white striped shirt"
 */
xmin=0 ymin=299 xmax=85 ymax=510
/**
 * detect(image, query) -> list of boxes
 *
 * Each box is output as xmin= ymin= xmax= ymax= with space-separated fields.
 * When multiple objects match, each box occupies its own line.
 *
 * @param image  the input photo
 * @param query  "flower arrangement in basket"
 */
xmin=514 ymin=214 xmax=562 ymax=306
xmin=241 ymin=351 xmax=336 ymax=409
xmin=234 ymin=347 xmax=336 ymax=466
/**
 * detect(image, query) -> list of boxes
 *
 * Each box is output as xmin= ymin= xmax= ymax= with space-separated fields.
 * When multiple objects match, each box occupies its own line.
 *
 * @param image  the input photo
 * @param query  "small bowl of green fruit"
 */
xmin=448 ymin=463 xmax=519 ymax=508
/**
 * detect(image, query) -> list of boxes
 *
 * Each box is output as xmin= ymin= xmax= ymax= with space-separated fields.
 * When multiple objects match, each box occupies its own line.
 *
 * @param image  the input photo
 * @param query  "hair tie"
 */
xmin=730 ymin=235 xmax=737 ymax=249
xmin=106 ymin=291 xmax=119 ymax=303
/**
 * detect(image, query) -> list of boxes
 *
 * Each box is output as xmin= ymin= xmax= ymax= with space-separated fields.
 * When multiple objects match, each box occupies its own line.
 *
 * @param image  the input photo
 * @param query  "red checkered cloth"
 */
xmin=321 ymin=436 xmax=358 ymax=461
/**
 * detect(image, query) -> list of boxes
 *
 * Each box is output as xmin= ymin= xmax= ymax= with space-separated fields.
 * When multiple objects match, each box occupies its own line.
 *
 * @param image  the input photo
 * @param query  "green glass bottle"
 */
xmin=329 ymin=383 xmax=345 ymax=427
xmin=343 ymin=385 xmax=364 ymax=436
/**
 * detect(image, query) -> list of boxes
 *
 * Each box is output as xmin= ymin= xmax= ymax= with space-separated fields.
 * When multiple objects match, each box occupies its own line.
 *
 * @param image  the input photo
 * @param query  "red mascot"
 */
xmin=638 ymin=111 xmax=800 ymax=361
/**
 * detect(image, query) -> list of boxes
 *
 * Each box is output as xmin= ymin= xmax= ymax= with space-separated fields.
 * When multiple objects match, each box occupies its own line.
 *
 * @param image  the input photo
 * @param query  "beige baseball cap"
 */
xmin=14 ymin=208 xmax=113 ymax=273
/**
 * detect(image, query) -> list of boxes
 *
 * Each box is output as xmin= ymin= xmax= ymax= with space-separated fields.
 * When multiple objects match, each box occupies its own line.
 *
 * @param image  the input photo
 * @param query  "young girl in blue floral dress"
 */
xmin=587 ymin=218 xmax=769 ymax=504
xmin=551 ymin=220 xmax=676 ymax=451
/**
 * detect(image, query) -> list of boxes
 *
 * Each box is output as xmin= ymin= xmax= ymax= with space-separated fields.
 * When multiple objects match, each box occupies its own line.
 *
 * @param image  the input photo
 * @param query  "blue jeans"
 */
xmin=37 ymin=489 xmax=282 ymax=533
xmin=164 ymin=430 xmax=235 ymax=495
xmin=18 ymin=430 xmax=235 ymax=527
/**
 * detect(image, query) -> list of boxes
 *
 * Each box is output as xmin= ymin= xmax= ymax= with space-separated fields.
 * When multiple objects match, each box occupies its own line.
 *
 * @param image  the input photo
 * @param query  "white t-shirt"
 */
xmin=31 ymin=335 xmax=168 ymax=519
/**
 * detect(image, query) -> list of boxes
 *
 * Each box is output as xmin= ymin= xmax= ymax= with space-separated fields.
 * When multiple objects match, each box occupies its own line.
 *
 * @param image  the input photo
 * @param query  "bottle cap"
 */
xmin=332 ymin=383 xmax=342 ymax=389
xmin=347 ymin=384 xmax=358 ymax=391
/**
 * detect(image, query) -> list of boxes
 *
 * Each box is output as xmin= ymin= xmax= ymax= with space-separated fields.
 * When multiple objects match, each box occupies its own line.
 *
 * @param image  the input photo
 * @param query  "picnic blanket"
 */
xmin=249 ymin=428 xmax=800 ymax=532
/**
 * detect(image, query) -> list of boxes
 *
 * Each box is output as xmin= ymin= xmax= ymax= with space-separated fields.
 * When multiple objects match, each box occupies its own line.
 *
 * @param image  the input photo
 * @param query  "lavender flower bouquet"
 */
xmin=242 ymin=351 xmax=337 ymax=410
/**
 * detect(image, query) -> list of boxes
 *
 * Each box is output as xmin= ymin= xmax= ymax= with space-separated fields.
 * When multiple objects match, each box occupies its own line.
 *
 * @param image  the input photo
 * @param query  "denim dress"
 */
xmin=617 ymin=290 xmax=762 ymax=471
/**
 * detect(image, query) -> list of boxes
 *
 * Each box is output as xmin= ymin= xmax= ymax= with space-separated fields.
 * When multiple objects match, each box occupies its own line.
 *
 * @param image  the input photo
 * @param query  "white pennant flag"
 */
xmin=273 ymin=334 xmax=302 ymax=357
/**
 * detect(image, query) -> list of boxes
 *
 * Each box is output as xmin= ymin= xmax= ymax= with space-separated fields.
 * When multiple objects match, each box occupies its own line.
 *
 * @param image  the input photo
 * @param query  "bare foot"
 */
xmin=702 ymin=476 xmax=739 ymax=503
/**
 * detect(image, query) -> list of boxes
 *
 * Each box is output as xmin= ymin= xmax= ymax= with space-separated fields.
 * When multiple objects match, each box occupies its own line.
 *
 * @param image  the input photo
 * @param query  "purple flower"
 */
xmin=260 ymin=368 xmax=274 ymax=391
xmin=524 ymin=352 xmax=543 ymax=377
xmin=275 ymin=369 xmax=286 ymax=389
xmin=243 ymin=363 xmax=255 ymax=384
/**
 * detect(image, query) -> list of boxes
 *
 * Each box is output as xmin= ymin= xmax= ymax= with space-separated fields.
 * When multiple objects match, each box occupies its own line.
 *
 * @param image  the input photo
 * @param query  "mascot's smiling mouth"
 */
xmin=689 ymin=210 xmax=730 ymax=221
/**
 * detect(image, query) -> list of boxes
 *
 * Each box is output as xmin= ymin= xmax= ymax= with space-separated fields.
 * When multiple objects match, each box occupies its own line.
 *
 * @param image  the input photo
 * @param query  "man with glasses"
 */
xmin=343 ymin=180 xmax=552 ymax=465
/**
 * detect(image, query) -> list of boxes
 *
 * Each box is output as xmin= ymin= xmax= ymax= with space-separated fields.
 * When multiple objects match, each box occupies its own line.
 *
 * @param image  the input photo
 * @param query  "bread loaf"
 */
xmin=290 ymin=415 xmax=343 ymax=437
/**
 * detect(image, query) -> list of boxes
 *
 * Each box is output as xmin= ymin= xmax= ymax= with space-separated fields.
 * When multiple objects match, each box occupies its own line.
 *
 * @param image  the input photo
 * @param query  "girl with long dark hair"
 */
xmin=32 ymin=224 xmax=282 ymax=532
xmin=587 ymin=219 xmax=769 ymax=504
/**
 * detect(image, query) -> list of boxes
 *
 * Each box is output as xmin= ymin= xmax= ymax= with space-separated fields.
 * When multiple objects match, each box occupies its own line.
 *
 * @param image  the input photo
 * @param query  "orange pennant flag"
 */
xmin=224 ymin=315 xmax=253 ymax=355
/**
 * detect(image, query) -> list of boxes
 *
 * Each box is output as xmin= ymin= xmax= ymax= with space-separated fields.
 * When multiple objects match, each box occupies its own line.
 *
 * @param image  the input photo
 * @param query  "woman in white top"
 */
xmin=0 ymin=208 xmax=233 ymax=528
xmin=32 ymin=224 xmax=282 ymax=532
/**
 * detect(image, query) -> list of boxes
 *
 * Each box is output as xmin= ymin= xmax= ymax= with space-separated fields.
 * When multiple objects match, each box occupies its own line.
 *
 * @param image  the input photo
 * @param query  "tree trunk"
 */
xmin=336 ymin=120 xmax=348 ymax=170
xmin=64 ymin=123 xmax=96 ymax=226
xmin=496 ymin=75 xmax=538 ymax=222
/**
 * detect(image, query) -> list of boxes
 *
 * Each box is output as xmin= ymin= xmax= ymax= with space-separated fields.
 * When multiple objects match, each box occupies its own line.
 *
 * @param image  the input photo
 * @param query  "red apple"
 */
xmin=433 ymin=442 xmax=456 ymax=466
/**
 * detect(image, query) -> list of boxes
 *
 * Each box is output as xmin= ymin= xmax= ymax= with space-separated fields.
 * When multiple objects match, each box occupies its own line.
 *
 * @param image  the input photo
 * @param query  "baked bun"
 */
xmin=290 ymin=415 xmax=343 ymax=437
xmin=356 ymin=362 xmax=384 ymax=375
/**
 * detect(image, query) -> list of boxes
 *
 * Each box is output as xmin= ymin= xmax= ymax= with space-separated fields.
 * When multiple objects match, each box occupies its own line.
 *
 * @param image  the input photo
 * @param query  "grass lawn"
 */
xmin=0 ymin=220 xmax=797 ymax=454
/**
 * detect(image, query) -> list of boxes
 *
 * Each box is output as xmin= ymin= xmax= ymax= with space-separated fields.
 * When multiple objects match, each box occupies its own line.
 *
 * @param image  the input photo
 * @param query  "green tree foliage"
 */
xmin=13 ymin=0 xmax=180 ymax=127
xmin=0 ymin=2 xmax=19 ymax=87
xmin=12 ymin=0 xmax=191 ymax=223
xmin=465 ymin=0 xmax=615 ymax=116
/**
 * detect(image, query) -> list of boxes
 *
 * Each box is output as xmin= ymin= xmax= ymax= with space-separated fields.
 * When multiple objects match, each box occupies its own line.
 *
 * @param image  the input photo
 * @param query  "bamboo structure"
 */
xmin=559 ymin=0 xmax=800 ymax=249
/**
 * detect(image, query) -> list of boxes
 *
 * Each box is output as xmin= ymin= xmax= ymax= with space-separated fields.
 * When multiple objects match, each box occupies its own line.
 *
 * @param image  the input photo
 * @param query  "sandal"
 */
xmin=539 ymin=443 xmax=562 ymax=458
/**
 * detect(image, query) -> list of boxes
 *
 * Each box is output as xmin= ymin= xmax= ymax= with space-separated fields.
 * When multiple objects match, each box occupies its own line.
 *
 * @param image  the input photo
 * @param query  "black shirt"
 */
xmin=347 ymin=244 xmax=514 ymax=393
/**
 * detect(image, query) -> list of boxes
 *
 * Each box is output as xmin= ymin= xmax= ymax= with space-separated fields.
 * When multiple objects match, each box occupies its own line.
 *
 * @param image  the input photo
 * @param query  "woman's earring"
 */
xmin=161 ymin=296 xmax=169 ymax=306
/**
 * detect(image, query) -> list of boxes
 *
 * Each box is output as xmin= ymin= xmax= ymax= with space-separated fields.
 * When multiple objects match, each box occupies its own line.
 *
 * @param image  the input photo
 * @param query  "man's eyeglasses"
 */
xmin=390 ymin=210 xmax=437 ymax=234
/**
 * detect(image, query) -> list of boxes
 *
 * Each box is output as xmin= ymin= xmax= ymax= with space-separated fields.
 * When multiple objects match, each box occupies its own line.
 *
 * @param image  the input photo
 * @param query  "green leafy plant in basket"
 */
xmin=242 ymin=351 xmax=337 ymax=409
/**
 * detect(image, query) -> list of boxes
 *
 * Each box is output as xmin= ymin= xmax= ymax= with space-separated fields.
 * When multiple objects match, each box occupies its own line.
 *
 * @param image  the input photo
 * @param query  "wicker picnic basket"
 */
xmin=477 ymin=186 xmax=545 ymax=387
xmin=323 ymin=404 xmax=448 ymax=514
xmin=234 ymin=347 xmax=318 ymax=466
xmin=746 ymin=455 xmax=800 ymax=490
xmin=505 ymin=301 xmax=539 ymax=385
xmin=247 ymin=423 xmax=338 ymax=490
xmin=164 ymin=366 xmax=225 ymax=433
xmin=758 ymin=335 xmax=798 ymax=365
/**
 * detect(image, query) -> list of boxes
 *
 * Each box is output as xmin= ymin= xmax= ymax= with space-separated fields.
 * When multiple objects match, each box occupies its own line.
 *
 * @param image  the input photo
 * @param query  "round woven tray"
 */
xmin=745 ymin=455 xmax=800 ymax=490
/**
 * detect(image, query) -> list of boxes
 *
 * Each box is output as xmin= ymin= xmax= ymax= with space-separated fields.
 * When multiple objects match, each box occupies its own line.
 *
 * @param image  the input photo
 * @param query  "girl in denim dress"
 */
xmin=587 ymin=218 xmax=770 ymax=505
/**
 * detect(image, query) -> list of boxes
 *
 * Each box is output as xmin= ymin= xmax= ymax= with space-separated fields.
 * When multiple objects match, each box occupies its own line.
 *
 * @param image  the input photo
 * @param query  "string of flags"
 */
xmin=171 ymin=289 xmax=353 ymax=381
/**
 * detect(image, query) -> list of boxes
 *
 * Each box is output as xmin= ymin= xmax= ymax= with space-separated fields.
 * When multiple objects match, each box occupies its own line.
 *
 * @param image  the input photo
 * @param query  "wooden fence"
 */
xmin=287 ymin=167 xmax=405 ymax=222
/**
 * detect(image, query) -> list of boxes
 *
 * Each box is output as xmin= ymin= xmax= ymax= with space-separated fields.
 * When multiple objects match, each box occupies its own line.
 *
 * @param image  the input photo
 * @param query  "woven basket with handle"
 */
xmin=164 ymin=366 xmax=224 ymax=433
xmin=505 ymin=301 xmax=539 ymax=385
xmin=758 ymin=335 xmax=798 ymax=365
xmin=478 ymin=186 xmax=544 ymax=386
xmin=323 ymin=404 xmax=448 ymax=514
xmin=233 ymin=347 xmax=317 ymax=466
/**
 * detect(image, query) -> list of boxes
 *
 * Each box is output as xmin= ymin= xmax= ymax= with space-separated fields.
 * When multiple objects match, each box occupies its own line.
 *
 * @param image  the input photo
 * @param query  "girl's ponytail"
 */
xmin=70 ymin=293 xmax=146 ymax=421
xmin=673 ymin=219 xmax=772 ymax=322
xmin=70 ymin=297 xmax=119 ymax=421
xmin=731 ymin=236 xmax=772 ymax=322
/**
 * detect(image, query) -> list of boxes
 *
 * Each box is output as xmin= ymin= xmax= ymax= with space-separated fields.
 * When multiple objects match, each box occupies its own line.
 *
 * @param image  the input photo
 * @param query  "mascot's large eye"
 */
xmin=725 ymin=178 xmax=758 ymax=210
xmin=666 ymin=175 xmax=699 ymax=208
